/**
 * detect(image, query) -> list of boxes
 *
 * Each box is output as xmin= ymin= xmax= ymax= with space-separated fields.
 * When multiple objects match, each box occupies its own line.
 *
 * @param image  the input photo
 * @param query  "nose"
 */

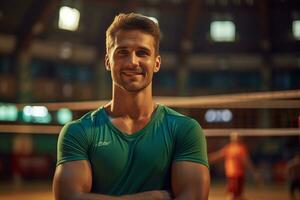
xmin=127 ymin=52 xmax=139 ymax=68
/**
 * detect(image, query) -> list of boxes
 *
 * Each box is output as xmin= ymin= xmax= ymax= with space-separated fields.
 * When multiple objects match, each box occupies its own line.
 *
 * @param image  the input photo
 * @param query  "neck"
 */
xmin=105 ymin=84 xmax=155 ymax=119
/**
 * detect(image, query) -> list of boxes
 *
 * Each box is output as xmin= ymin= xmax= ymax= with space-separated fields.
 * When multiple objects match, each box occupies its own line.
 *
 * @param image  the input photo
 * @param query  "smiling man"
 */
xmin=53 ymin=13 xmax=210 ymax=200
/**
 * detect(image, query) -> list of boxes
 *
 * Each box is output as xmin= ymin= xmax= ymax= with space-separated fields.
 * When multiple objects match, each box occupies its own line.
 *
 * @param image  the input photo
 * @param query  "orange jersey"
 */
xmin=223 ymin=142 xmax=248 ymax=178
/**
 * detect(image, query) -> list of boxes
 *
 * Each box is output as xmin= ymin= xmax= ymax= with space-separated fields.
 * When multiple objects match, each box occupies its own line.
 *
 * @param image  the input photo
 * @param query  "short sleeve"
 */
xmin=173 ymin=119 xmax=209 ymax=168
xmin=56 ymin=121 xmax=90 ymax=166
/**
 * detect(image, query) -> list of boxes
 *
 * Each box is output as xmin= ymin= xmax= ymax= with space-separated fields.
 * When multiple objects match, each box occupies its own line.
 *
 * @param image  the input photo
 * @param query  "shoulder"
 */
xmin=160 ymin=105 xmax=200 ymax=129
xmin=59 ymin=108 xmax=103 ymax=138
xmin=239 ymin=142 xmax=248 ymax=149
xmin=159 ymin=105 xmax=202 ymax=138
xmin=163 ymin=106 xmax=209 ymax=166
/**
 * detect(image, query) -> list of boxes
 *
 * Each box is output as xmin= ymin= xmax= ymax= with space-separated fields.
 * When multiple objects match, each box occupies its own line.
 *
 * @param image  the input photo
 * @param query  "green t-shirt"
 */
xmin=57 ymin=105 xmax=208 ymax=195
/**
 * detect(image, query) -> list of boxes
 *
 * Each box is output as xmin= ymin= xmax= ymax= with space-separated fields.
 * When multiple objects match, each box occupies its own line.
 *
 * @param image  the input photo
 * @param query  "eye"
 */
xmin=116 ymin=49 xmax=128 ymax=56
xmin=136 ymin=50 xmax=150 ymax=57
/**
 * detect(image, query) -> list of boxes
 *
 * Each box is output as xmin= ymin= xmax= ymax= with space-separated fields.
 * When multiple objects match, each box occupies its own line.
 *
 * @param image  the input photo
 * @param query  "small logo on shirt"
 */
xmin=96 ymin=141 xmax=111 ymax=147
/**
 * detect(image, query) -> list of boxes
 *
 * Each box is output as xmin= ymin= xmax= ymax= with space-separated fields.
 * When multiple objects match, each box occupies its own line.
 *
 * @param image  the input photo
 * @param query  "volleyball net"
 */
xmin=0 ymin=89 xmax=299 ymax=184
xmin=0 ymin=89 xmax=299 ymax=136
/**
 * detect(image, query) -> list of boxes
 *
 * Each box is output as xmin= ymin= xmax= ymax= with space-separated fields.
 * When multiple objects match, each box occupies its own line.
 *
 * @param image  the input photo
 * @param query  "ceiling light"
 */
xmin=210 ymin=21 xmax=235 ymax=42
xmin=58 ymin=6 xmax=80 ymax=31
xmin=293 ymin=20 xmax=300 ymax=40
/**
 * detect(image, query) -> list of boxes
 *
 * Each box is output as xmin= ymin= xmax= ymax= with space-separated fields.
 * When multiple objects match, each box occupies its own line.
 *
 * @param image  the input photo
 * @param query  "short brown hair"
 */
xmin=106 ymin=13 xmax=160 ymax=54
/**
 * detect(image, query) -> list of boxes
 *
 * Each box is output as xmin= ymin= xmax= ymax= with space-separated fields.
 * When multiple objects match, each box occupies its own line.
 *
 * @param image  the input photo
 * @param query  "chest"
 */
xmin=88 ymin=122 xmax=174 ymax=193
xmin=110 ymin=117 xmax=151 ymax=134
xmin=89 ymin=124 xmax=173 ymax=181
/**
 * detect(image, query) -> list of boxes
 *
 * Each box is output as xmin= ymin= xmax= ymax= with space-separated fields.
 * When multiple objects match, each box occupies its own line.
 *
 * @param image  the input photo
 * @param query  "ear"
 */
xmin=105 ymin=54 xmax=111 ymax=71
xmin=154 ymin=55 xmax=161 ymax=73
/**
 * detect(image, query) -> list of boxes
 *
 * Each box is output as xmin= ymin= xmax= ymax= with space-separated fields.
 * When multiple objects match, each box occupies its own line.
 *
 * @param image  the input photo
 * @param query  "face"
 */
xmin=230 ymin=132 xmax=239 ymax=142
xmin=105 ymin=30 xmax=161 ymax=93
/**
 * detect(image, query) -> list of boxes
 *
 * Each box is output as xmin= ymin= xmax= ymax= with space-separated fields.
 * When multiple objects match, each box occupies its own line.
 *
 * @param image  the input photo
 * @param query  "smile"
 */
xmin=122 ymin=71 xmax=143 ymax=76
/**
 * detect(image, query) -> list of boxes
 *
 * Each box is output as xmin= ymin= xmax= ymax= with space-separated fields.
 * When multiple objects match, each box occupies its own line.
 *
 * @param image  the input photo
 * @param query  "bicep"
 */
xmin=53 ymin=160 xmax=92 ymax=200
xmin=171 ymin=161 xmax=210 ymax=200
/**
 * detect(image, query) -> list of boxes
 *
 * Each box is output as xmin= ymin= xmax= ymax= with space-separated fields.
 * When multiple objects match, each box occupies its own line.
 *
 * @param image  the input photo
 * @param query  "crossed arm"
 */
xmin=53 ymin=160 xmax=210 ymax=200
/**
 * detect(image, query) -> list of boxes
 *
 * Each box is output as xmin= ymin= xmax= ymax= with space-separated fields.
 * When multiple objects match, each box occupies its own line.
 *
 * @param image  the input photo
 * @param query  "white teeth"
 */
xmin=122 ymin=71 xmax=142 ymax=75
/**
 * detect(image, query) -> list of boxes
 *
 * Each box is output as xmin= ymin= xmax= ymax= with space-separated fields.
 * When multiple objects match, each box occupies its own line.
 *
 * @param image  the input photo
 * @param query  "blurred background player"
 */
xmin=286 ymin=152 xmax=300 ymax=200
xmin=209 ymin=132 xmax=260 ymax=200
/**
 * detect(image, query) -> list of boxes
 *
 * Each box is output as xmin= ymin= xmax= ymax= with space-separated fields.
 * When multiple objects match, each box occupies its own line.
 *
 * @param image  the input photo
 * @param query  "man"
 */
xmin=53 ymin=13 xmax=210 ymax=200
xmin=209 ymin=132 xmax=259 ymax=200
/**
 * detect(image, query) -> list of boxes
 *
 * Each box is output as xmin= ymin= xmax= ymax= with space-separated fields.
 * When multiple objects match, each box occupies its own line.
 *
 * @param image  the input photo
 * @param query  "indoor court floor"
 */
xmin=0 ymin=181 xmax=289 ymax=200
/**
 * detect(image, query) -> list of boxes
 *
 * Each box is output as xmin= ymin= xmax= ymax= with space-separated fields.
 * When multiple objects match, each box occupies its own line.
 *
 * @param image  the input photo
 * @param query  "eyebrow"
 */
xmin=138 ymin=47 xmax=151 ymax=52
xmin=115 ymin=46 xmax=127 ymax=51
xmin=115 ymin=46 xmax=152 ymax=53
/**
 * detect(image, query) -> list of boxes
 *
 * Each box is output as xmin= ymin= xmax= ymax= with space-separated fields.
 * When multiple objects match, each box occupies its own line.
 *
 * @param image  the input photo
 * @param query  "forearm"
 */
xmin=73 ymin=190 xmax=171 ymax=200
xmin=122 ymin=190 xmax=172 ymax=200
xmin=208 ymin=150 xmax=224 ymax=164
